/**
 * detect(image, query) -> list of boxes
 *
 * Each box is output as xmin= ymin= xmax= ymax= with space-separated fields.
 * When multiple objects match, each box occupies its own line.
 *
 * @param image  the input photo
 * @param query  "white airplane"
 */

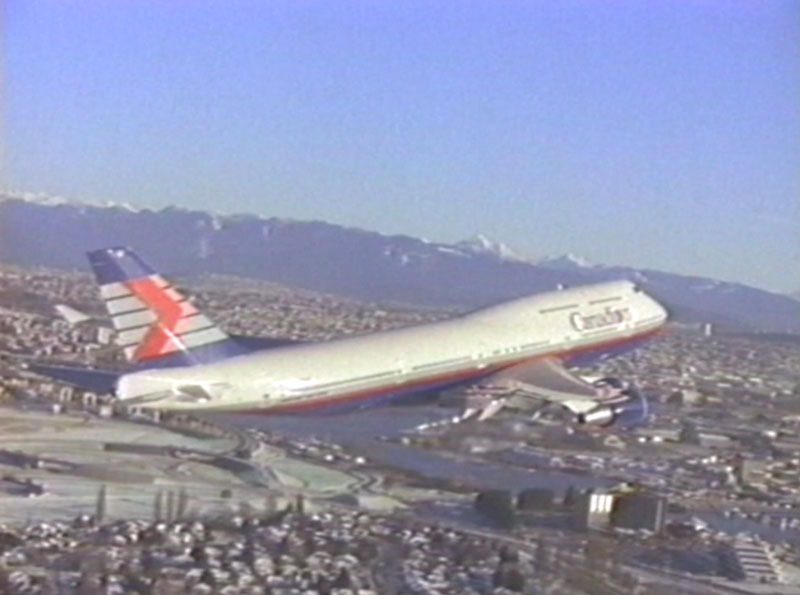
xmin=32 ymin=247 xmax=669 ymax=427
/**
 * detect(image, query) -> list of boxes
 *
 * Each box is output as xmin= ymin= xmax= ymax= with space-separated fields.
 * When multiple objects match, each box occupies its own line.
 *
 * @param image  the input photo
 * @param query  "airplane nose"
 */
xmin=652 ymin=297 xmax=669 ymax=323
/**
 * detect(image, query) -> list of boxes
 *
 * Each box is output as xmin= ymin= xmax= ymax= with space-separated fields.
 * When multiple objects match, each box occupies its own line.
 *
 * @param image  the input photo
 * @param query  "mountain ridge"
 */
xmin=0 ymin=192 xmax=797 ymax=333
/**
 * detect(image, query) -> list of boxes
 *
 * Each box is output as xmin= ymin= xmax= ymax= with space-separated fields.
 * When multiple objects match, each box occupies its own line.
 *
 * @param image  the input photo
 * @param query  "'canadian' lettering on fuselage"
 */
xmin=570 ymin=307 xmax=632 ymax=332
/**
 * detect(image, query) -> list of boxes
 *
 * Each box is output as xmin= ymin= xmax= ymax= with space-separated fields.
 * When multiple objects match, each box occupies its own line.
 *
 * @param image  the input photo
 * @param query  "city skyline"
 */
xmin=5 ymin=0 xmax=799 ymax=293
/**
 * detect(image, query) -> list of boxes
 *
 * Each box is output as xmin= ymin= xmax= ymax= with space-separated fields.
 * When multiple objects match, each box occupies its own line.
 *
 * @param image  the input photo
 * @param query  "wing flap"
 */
xmin=484 ymin=357 xmax=611 ymax=414
xmin=489 ymin=358 xmax=598 ymax=400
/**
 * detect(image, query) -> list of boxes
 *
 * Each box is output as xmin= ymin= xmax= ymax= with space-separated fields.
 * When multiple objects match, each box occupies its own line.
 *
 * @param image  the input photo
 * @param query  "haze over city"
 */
xmin=5 ymin=0 xmax=799 ymax=292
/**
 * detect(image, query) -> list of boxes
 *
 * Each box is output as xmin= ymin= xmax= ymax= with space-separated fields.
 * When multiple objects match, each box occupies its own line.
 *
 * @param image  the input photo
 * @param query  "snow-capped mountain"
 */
xmin=0 ymin=192 xmax=797 ymax=333
xmin=453 ymin=234 xmax=527 ymax=262
xmin=537 ymin=253 xmax=595 ymax=270
xmin=2 ymin=190 xmax=140 ymax=212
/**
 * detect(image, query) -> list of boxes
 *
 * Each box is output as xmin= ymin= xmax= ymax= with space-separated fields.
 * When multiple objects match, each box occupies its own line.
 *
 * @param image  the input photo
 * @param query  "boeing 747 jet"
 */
xmin=32 ymin=247 xmax=669 ymax=428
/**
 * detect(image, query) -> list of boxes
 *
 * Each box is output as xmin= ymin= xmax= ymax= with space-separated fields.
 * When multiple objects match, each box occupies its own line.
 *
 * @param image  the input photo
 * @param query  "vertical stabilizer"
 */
xmin=87 ymin=247 xmax=242 ymax=365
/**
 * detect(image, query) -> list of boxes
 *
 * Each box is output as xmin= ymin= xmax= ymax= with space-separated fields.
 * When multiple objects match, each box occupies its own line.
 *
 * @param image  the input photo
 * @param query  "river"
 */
xmin=212 ymin=405 xmax=611 ymax=493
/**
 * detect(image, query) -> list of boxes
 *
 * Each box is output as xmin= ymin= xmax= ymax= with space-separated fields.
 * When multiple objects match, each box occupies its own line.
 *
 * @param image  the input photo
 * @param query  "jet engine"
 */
xmin=577 ymin=380 xmax=651 ymax=428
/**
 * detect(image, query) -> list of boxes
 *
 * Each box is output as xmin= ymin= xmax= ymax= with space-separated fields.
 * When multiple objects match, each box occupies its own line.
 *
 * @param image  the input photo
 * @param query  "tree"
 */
xmin=332 ymin=567 xmax=352 ymax=590
xmin=199 ymin=568 xmax=216 ymax=588
xmin=563 ymin=486 xmax=577 ymax=507
xmin=95 ymin=485 xmax=107 ymax=523
xmin=176 ymin=487 xmax=189 ymax=520
xmin=0 ymin=531 xmax=22 ymax=553
xmin=534 ymin=542 xmax=550 ymax=572
xmin=492 ymin=566 xmax=505 ymax=589
xmin=0 ymin=565 xmax=11 ymax=594
xmin=314 ymin=575 xmax=332 ymax=595
xmin=504 ymin=566 xmax=526 ymax=592
xmin=498 ymin=545 xmax=519 ymax=563
xmin=493 ymin=563 xmax=526 ymax=592
xmin=153 ymin=490 xmax=163 ymax=522
xmin=263 ymin=493 xmax=277 ymax=516
xmin=190 ymin=544 xmax=208 ymax=565
xmin=165 ymin=490 xmax=175 ymax=523
xmin=474 ymin=490 xmax=517 ymax=529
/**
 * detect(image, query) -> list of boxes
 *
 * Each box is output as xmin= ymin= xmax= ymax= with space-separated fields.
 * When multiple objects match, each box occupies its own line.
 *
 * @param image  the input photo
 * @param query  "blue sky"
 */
xmin=5 ymin=0 xmax=799 ymax=293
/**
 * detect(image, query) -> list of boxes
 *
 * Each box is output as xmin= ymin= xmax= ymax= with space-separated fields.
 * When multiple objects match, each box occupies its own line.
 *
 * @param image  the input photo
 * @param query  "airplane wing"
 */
xmin=485 ymin=358 xmax=602 ymax=413
xmin=489 ymin=358 xmax=598 ymax=403
xmin=454 ymin=357 xmax=651 ymax=427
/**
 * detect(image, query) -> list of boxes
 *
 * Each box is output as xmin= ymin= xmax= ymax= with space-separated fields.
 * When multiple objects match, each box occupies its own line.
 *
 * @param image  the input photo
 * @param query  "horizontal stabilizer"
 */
xmin=54 ymin=304 xmax=92 ymax=325
xmin=27 ymin=364 xmax=119 ymax=394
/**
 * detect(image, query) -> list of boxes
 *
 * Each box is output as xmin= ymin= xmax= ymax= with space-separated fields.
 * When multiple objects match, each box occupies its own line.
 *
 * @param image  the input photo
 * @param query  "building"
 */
xmin=734 ymin=456 xmax=769 ymax=487
xmin=517 ymin=488 xmax=555 ymax=511
xmin=679 ymin=422 xmax=701 ymax=444
xmin=667 ymin=389 xmax=704 ymax=407
xmin=573 ymin=491 xmax=614 ymax=530
xmin=97 ymin=326 xmax=114 ymax=345
xmin=611 ymin=494 xmax=666 ymax=532
xmin=723 ymin=538 xmax=784 ymax=583
xmin=697 ymin=432 xmax=732 ymax=449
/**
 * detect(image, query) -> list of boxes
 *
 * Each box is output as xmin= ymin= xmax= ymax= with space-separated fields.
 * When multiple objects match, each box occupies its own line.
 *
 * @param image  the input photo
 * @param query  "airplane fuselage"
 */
xmin=116 ymin=280 xmax=668 ymax=413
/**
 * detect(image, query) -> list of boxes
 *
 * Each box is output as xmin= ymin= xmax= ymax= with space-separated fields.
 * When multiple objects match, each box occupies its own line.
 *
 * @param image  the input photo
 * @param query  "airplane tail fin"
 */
xmin=87 ymin=247 xmax=246 ymax=366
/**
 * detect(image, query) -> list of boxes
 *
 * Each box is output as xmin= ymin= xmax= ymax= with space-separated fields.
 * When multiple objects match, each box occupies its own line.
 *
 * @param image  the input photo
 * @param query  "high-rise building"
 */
xmin=572 ymin=491 xmax=614 ymax=530
xmin=611 ymin=494 xmax=666 ymax=532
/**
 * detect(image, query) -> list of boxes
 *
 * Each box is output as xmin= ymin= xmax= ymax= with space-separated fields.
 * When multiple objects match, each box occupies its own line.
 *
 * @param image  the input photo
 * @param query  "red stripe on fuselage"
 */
xmin=233 ymin=325 xmax=665 ymax=415
xmin=124 ymin=278 xmax=184 ymax=361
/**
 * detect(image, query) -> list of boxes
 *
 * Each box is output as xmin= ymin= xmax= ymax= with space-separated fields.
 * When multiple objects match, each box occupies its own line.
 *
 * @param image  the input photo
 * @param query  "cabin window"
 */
xmin=539 ymin=303 xmax=579 ymax=314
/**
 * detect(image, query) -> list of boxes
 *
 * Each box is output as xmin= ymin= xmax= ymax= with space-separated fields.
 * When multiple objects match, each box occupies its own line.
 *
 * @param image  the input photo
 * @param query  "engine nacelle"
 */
xmin=577 ymin=388 xmax=651 ymax=428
